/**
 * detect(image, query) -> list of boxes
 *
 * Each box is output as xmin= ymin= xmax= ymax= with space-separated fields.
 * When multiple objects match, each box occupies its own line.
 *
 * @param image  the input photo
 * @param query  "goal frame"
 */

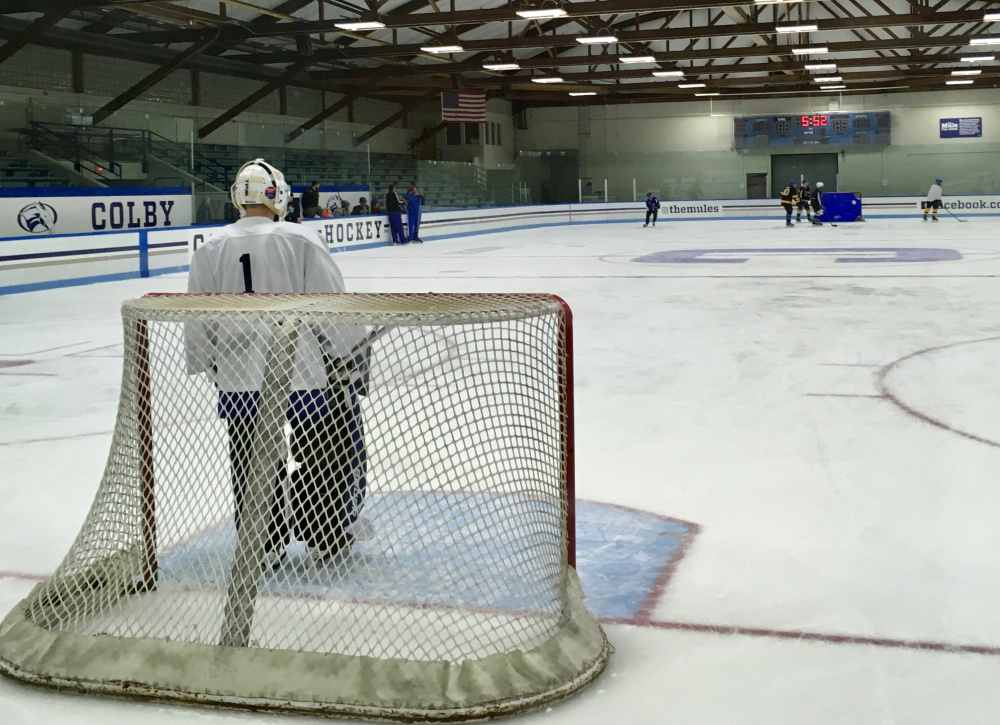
xmin=0 ymin=292 xmax=605 ymax=721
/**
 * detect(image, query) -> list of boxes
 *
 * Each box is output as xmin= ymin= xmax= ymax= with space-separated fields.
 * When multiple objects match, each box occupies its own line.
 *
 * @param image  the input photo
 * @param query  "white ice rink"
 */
xmin=2 ymin=216 xmax=1000 ymax=724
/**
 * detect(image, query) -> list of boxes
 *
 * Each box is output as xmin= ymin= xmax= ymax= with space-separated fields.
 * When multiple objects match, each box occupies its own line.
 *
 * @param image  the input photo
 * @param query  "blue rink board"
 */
xmin=156 ymin=496 xmax=692 ymax=622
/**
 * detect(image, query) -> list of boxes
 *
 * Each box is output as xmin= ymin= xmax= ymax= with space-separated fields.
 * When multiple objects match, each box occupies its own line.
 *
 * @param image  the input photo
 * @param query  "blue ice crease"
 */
xmin=156 ymin=496 xmax=693 ymax=621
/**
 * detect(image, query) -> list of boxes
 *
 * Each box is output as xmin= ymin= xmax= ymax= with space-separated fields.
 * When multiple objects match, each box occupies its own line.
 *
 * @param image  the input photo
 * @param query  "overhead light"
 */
xmin=792 ymin=45 xmax=828 ymax=54
xmin=483 ymin=62 xmax=521 ymax=71
xmin=952 ymin=68 xmax=982 ymax=75
xmin=531 ymin=76 xmax=564 ymax=83
xmin=776 ymin=23 xmax=818 ymax=33
xmin=620 ymin=55 xmax=656 ymax=63
xmin=678 ymin=83 xmax=706 ymax=88
xmin=984 ymin=12 xmax=1000 ymax=21
xmin=421 ymin=44 xmax=465 ymax=53
xmin=970 ymin=37 xmax=1000 ymax=45
xmin=961 ymin=54 xmax=995 ymax=61
xmin=812 ymin=76 xmax=842 ymax=82
xmin=577 ymin=35 xmax=618 ymax=44
xmin=755 ymin=0 xmax=805 ymax=3
xmin=820 ymin=84 xmax=846 ymax=90
xmin=652 ymin=70 xmax=685 ymax=77
xmin=805 ymin=63 xmax=837 ymax=70
xmin=333 ymin=20 xmax=386 ymax=31
xmin=516 ymin=8 xmax=568 ymax=20
xmin=695 ymin=92 xmax=721 ymax=96
xmin=569 ymin=92 xmax=597 ymax=96
xmin=946 ymin=79 xmax=975 ymax=85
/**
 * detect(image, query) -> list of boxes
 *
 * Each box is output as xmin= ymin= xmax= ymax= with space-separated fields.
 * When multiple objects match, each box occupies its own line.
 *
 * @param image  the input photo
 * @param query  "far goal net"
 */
xmin=0 ymin=292 xmax=609 ymax=721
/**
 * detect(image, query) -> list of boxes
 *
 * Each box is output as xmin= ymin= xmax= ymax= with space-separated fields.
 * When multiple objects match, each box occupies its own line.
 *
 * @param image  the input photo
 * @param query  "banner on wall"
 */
xmin=939 ymin=117 xmax=982 ymax=138
xmin=0 ymin=187 xmax=192 ymax=239
xmin=187 ymin=215 xmax=391 ymax=262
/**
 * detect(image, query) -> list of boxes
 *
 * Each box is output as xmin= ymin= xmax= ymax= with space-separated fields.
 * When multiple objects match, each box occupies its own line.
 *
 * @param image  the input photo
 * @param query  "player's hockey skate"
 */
xmin=309 ymin=534 xmax=354 ymax=566
xmin=643 ymin=223 xmax=648 ymax=228
xmin=786 ymin=220 xmax=794 ymax=227
xmin=261 ymin=549 xmax=287 ymax=572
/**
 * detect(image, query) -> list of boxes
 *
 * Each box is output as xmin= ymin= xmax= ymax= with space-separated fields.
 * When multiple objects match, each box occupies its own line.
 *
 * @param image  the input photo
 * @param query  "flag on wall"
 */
xmin=441 ymin=91 xmax=487 ymax=123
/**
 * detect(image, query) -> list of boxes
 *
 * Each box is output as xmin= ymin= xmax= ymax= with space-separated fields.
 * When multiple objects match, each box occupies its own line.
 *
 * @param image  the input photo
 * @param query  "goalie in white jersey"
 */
xmin=186 ymin=158 xmax=369 ymax=569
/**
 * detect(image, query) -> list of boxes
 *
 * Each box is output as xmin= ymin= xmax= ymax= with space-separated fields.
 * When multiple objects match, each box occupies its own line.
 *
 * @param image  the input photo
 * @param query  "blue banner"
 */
xmin=940 ymin=117 xmax=982 ymax=138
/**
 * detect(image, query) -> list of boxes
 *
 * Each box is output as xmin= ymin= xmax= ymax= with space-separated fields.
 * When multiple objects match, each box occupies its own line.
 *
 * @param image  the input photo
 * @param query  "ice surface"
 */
xmin=3 ymin=217 xmax=1000 ymax=723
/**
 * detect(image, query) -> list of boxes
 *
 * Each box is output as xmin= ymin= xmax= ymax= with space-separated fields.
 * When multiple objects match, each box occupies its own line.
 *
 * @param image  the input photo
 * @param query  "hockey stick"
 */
xmin=943 ymin=205 xmax=967 ymax=223
xmin=324 ymin=325 xmax=390 ymax=382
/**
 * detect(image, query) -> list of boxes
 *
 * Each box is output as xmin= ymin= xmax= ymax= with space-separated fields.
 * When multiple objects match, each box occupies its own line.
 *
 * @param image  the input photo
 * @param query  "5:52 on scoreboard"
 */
xmin=733 ymin=112 xmax=891 ymax=149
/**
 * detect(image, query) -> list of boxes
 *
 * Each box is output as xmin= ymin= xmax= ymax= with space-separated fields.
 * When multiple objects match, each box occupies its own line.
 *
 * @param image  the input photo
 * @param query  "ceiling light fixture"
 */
xmin=516 ymin=8 xmax=568 ymax=20
xmin=483 ymin=62 xmax=521 ymax=71
xmin=531 ymin=76 xmax=564 ymax=83
xmin=776 ymin=23 xmax=818 ymax=33
xmin=792 ymin=45 xmax=829 ymax=54
xmin=970 ymin=36 xmax=1000 ymax=45
xmin=820 ymin=84 xmax=846 ymax=90
xmin=946 ymin=79 xmax=975 ymax=84
xmin=804 ymin=63 xmax=837 ymax=70
xmin=678 ymin=83 xmax=706 ymax=88
xmin=695 ymin=92 xmax=721 ymax=96
xmin=951 ymin=68 xmax=982 ymax=75
xmin=652 ymin=70 xmax=685 ymax=77
xmin=620 ymin=55 xmax=656 ymax=63
xmin=576 ymin=35 xmax=618 ymax=44
xmin=569 ymin=92 xmax=597 ymax=96
xmin=984 ymin=12 xmax=1000 ymax=21
xmin=333 ymin=20 xmax=386 ymax=31
xmin=421 ymin=44 xmax=465 ymax=53
xmin=961 ymin=54 xmax=995 ymax=61
xmin=812 ymin=76 xmax=842 ymax=82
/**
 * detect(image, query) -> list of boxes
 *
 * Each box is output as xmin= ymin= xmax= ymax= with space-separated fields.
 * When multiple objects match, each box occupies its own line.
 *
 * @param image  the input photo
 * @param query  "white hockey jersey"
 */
xmin=186 ymin=217 xmax=366 ymax=395
xmin=926 ymin=184 xmax=943 ymax=202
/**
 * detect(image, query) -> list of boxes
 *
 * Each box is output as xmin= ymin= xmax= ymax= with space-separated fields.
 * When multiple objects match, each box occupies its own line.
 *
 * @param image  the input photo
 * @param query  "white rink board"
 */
xmin=2 ymin=195 xmax=999 ymax=296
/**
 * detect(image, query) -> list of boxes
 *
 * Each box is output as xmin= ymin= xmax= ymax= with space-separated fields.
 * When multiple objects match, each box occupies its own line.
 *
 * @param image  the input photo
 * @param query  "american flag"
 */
xmin=441 ymin=91 xmax=487 ymax=123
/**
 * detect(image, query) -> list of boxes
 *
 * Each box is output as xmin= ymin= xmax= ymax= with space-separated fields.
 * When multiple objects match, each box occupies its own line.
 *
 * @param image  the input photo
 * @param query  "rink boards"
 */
xmin=2 ymin=193 xmax=999 ymax=295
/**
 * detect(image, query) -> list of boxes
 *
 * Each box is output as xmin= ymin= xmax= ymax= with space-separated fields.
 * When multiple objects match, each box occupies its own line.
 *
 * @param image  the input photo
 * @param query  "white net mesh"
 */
xmin=0 ymin=293 xmax=609 ymax=720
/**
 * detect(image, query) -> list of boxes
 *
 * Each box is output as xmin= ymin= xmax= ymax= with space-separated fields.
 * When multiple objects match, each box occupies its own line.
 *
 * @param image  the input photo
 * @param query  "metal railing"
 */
xmin=28 ymin=123 xmax=231 ymax=190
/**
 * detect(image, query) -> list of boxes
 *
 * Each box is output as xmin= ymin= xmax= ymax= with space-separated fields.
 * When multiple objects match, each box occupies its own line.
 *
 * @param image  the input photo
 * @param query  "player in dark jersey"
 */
xmin=780 ymin=180 xmax=798 ymax=227
xmin=796 ymin=180 xmax=812 ymax=224
xmin=810 ymin=181 xmax=825 ymax=225
xmin=644 ymin=192 xmax=661 ymax=227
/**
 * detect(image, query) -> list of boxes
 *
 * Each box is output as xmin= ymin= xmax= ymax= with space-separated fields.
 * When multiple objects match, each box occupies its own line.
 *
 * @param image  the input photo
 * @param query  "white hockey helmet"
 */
xmin=815 ymin=181 xmax=824 ymax=189
xmin=230 ymin=158 xmax=290 ymax=218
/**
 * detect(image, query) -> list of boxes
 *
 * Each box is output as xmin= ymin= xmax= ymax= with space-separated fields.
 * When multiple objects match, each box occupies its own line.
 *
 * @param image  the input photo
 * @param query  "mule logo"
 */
xmin=17 ymin=202 xmax=58 ymax=234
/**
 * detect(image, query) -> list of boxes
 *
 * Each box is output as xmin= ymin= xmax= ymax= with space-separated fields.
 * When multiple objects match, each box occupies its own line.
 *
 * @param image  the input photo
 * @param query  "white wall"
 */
xmin=522 ymin=89 xmax=1000 ymax=153
xmin=518 ymin=88 xmax=1000 ymax=198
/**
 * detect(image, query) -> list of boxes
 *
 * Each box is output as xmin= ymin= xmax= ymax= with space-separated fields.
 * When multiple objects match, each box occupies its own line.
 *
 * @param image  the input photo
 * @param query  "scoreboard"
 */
xmin=733 ymin=112 xmax=891 ymax=149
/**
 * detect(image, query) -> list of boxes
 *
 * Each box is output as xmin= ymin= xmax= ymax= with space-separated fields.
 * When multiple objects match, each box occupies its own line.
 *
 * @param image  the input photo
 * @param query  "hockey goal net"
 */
xmin=0 ymin=293 xmax=609 ymax=720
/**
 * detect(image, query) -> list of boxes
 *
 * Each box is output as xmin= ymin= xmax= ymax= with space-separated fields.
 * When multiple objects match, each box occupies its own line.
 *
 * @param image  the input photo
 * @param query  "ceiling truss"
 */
xmin=0 ymin=0 xmax=997 ymax=138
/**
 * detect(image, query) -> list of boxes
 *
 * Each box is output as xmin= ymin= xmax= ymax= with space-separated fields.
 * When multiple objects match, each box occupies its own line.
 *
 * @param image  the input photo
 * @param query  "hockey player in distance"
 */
xmin=796 ymin=179 xmax=813 ymax=224
xmin=923 ymin=178 xmax=943 ymax=222
xmin=780 ymin=180 xmax=799 ymax=227
xmin=186 ymin=158 xmax=369 ymax=570
xmin=810 ymin=181 xmax=825 ymax=225
xmin=643 ymin=192 xmax=661 ymax=227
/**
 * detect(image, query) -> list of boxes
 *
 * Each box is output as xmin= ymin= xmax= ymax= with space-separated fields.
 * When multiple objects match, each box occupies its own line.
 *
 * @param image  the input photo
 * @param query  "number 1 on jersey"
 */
xmin=239 ymin=253 xmax=253 ymax=293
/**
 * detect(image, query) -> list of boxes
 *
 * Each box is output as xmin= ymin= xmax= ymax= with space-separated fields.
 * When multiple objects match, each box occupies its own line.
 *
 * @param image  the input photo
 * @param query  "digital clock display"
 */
xmin=797 ymin=114 xmax=828 ymax=128
xmin=733 ymin=112 xmax=890 ymax=147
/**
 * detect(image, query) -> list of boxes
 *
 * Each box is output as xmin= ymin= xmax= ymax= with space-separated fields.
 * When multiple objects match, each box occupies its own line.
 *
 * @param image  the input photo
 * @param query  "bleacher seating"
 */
xmin=0 ymin=151 xmax=70 ymax=188
xmin=192 ymin=144 xmax=492 ymax=210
